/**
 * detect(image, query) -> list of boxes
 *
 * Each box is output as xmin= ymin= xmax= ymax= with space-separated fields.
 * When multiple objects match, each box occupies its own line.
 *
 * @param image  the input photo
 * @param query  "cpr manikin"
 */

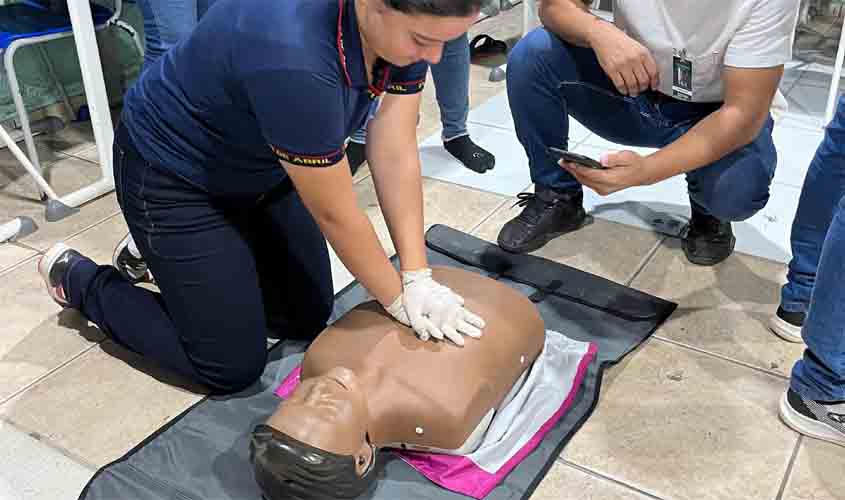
xmin=250 ymin=267 xmax=546 ymax=500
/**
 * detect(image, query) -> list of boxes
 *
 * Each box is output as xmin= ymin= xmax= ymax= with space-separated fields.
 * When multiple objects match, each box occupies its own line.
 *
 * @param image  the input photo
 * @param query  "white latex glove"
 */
xmin=387 ymin=268 xmax=485 ymax=346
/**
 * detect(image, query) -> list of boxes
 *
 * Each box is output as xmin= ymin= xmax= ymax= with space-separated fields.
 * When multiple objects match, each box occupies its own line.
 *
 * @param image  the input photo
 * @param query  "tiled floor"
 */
xmin=2 ymin=5 xmax=845 ymax=499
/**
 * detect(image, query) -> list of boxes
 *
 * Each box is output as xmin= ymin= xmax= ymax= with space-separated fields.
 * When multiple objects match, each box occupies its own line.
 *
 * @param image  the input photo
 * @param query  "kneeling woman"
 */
xmin=38 ymin=0 xmax=485 ymax=394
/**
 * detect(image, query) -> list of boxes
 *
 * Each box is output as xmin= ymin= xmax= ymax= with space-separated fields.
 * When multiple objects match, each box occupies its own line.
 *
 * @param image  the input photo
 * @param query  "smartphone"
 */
xmin=548 ymin=147 xmax=606 ymax=170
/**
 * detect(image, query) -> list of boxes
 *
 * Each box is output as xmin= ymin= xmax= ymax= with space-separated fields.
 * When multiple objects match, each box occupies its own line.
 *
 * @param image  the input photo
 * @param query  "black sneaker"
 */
xmin=769 ymin=306 xmax=805 ymax=343
xmin=346 ymin=141 xmax=367 ymax=177
xmin=443 ymin=135 xmax=495 ymax=174
xmin=683 ymin=201 xmax=736 ymax=266
xmin=112 ymin=233 xmax=154 ymax=285
xmin=497 ymin=186 xmax=591 ymax=254
xmin=38 ymin=243 xmax=88 ymax=307
xmin=780 ymin=388 xmax=845 ymax=447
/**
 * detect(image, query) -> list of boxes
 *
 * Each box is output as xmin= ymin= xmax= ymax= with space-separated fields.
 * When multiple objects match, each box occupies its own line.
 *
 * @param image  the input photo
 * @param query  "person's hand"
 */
xmin=560 ymin=151 xmax=658 ymax=196
xmin=385 ymin=268 xmax=485 ymax=346
xmin=587 ymin=20 xmax=659 ymax=97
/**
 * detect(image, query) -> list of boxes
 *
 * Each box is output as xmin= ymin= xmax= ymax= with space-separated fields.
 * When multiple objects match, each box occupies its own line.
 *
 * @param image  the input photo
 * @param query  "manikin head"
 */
xmin=250 ymin=367 xmax=377 ymax=500
xmin=355 ymin=0 xmax=483 ymax=67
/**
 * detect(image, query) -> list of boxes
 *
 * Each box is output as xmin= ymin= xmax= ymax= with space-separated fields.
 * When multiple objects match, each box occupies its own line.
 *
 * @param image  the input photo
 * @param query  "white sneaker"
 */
xmin=780 ymin=389 xmax=845 ymax=447
xmin=769 ymin=306 xmax=804 ymax=343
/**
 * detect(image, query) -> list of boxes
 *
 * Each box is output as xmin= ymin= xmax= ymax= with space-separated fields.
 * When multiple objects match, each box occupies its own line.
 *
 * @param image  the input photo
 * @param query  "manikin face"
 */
xmin=356 ymin=0 xmax=478 ymax=67
xmin=267 ymin=367 xmax=374 ymax=475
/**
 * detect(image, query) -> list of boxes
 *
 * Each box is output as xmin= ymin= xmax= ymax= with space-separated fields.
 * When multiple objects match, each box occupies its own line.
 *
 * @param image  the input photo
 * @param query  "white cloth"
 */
xmin=613 ymin=0 xmax=799 ymax=102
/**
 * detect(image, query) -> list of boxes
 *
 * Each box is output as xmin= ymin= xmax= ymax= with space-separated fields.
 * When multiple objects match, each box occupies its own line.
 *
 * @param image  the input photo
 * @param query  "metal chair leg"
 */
xmin=3 ymin=45 xmax=48 ymax=199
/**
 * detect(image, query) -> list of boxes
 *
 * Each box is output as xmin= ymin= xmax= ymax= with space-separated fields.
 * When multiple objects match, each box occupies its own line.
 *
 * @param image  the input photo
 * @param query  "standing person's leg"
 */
xmin=40 ymin=133 xmax=270 ymax=394
xmin=498 ymin=27 xmax=667 ymax=254
xmin=779 ymin=194 xmax=845 ymax=447
xmin=248 ymin=182 xmax=334 ymax=340
xmin=136 ymin=0 xmax=199 ymax=70
xmin=772 ymin=95 xmax=845 ymax=341
xmin=431 ymin=34 xmax=495 ymax=174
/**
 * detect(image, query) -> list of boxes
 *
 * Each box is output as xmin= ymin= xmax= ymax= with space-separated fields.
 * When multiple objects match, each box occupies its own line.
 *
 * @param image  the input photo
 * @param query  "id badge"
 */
xmin=672 ymin=49 xmax=693 ymax=101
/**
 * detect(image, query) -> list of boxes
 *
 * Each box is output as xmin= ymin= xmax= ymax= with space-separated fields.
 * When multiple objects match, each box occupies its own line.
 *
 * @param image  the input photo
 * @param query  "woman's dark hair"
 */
xmin=250 ymin=425 xmax=379 ymax=500
xmin=385 ymin=0 xmax=485 ymax=17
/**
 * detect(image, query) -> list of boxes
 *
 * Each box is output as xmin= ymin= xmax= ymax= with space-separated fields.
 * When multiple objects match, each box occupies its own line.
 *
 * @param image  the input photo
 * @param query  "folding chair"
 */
xmin=0 ymin=0 xmax=142 ymax=221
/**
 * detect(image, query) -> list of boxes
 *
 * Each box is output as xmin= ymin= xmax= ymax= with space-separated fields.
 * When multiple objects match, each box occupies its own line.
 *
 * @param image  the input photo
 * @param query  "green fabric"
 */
xmin=0 ymin=1 xmax=144 ymax=123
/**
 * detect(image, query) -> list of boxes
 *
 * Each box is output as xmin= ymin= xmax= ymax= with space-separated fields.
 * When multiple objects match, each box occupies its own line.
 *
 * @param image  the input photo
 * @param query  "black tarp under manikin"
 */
xmin=79 ymin=225 xmax=676 ymax=500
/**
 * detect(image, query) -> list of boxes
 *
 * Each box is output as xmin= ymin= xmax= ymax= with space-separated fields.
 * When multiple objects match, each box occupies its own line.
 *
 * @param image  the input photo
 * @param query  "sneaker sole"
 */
xmin=499 ymin=215 xmax=594 ymax=254
xmin=769 ymin=315 xmax=803 ymax=343
xmin=38 ymin=242 xmax=72 ymax=306
xmin=112 ymin=232 xmax=134 ymax=269
xmin=779 ymin=392 xmax=845 ymax=447
xmin=112 ymin=232 xmax=154 ymax=284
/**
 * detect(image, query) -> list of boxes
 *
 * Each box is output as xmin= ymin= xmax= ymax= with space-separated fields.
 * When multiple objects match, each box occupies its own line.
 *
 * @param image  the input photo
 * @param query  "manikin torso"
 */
xmin=299 ymin=267 xmax=545 ymax=452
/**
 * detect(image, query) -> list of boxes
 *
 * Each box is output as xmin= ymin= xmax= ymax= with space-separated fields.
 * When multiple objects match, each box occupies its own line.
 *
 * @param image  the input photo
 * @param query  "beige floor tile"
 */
xmin=36 ymin=120 xmax=100 ymax=158
xmin=0 ymin=244 xmax=37 ymax=274
xmin=0 ymin=251 xmax=105 ymax=403
xmin=66 ymin=144 xmax=100 ymax=165
xmin=531 ymin=462 xmax=654 ymax=499
xmin=472 ymin=202 xmax=662 ymax=283
xmin=64 ymin=214 xmax=128 ymax=263
xmin=782 ymin=439 xmax=845 ymax=500
xmin=631 ymin=240 xmax=804 ymax=376
xmin=563 ymin=339 xmax=797 ymax=500
xmin=1 ymin=340 xmax=206 ymax=467
xmin=0 ymin=420 xmax=94 ymax=500
xmin=355 ymin=176 xmax=508 ymax=255
xmin=0 ymin=143 xmax=67 ymax=187
xmin=0 ymin=155 xmax=120 ymax=251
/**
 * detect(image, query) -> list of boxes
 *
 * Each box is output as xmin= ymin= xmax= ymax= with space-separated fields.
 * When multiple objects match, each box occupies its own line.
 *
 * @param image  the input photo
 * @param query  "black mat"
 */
xmin=79 ymin=225 xmax=676 ymax=500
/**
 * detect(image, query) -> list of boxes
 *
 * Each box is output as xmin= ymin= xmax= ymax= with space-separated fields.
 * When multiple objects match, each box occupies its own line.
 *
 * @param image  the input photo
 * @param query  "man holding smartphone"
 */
xmin=497 ymin=0 xmax=797 ymax=266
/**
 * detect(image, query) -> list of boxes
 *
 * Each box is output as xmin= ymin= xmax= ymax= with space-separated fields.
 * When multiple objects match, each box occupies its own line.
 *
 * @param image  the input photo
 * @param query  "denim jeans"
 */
xmin=350 ymin=33 xmax=470 ymax=143
xmin=137 ymin=0 xmax=215 ymax=70
xmin=65 ymin=124 xmax=333 ymax=394
xmin=782 ymin=96 xmax=845 ymax=401
xmin=507 ymin=28 xmax=777 ymax=221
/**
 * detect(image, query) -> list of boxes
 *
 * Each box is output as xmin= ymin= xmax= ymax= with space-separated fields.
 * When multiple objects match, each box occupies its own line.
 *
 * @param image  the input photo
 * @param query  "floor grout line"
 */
xmin=0 ymin=252 xmax=40 ymax=278
xmin=0 ymin=342 xmax=102 ymax=407
xmin=467 ymin=196 xmax=512 ymax=235
xmin=624 ymin=236 xmax=666 ymax=287
xmin=11 ymin=241 xmax=43 ymax=253
xmin=651 ymin=335 xmax=791 ymax=382
xmin=556 ymin=458 xmax=668 ymax=500
xmin=1 ymin=416 xmax=101 ymax=472
xmin=466 ymin=119 xmax=513 ymax=133
xmin=774 ymin=435 xmax=803 ymax=500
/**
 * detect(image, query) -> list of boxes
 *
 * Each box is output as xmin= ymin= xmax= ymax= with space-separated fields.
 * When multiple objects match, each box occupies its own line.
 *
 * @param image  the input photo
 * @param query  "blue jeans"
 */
xmin=507 ymin=28 xmax=777 ymax=221
xmin=65 ymin=124 xmax=333 ymax=394
xmin=137 ymin=0 xmax=215 ymax=70
xmin=350 ymin=33 xmax=470 ymax=143
xmin=782 ymin=96 xmax=845 ymax=401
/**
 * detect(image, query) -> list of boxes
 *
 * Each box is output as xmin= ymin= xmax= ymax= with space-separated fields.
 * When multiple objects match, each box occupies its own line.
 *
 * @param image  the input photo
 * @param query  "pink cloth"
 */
xmin=274 ymin=340 xmax=597 ymax=499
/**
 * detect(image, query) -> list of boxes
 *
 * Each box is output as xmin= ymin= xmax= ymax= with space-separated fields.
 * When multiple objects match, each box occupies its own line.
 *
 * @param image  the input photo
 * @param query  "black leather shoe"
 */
xmin=683 ymin=201 xmax=736 ymax=266
xmin=497 ymin=186 xmax=590 ymax=254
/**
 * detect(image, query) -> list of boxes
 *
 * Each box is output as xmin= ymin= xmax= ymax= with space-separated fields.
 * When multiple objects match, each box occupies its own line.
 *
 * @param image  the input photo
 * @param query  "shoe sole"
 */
xmin=779 ymin=392 xmax=845 ymax=447
xmin=112 ymin=232 xmax=154 ymax=284
xmin=38 ymin=242 xmax=72 ymax=306
xmin=769 ymin=315 xmax=803 ymax=343
xmin=112 ymin=232 xmax=134 ymax=269
xmin=499 ymin=215 xmax=594 ymax=254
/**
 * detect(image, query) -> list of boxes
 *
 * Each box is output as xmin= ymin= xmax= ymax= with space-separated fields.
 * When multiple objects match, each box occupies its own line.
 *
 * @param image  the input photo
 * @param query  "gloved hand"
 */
xmin=384 ymin=268 xmax=485 ymax=346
